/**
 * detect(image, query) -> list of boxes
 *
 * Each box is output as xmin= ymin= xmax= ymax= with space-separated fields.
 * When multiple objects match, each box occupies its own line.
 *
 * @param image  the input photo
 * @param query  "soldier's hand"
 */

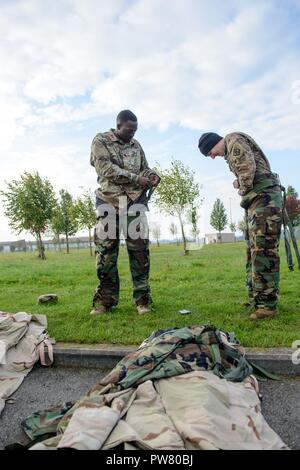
xmin=233 ymin=179 xmax=240 ymax=189
xmin=138 ymin=176 xmax=151 ymax=188
xmin=149 ymin=175 xmax=160 ymax=187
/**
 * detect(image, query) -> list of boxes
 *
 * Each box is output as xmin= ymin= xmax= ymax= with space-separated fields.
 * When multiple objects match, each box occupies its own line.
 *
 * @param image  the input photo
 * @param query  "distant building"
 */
xmin=205 ymin=233 xmax=235 ymax=244
xmin=0 ymin=240 xmax=27 ymax=253
xmin=0 ymin=241 xmax=10 ymax=253
xmin=43 ymin=236 xmax=91 ymax=251
xmin=0 ymin=236 xmax=92 ymax=253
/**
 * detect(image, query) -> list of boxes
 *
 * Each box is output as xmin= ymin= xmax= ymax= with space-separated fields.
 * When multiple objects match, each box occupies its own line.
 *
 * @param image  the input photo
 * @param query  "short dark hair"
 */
xmin=117 ymin=110 xmax=137 ymax=124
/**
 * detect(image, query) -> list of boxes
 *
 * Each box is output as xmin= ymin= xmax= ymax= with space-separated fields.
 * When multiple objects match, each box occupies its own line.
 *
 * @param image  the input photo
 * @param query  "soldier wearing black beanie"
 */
xmin=198 ymin=130 xmax=284 ymax=322
xmin=198 ymin=132 xmax=223 ymax=156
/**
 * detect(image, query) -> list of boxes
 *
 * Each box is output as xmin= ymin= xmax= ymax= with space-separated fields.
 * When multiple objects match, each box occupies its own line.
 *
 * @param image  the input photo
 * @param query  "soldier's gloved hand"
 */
xmin=149 ymin=175 xmax=160 ymax=187
xmin=138 ymin=176 xmax=151 ymax=188
xmin=233 ymin=179 xmax=240 ymax=189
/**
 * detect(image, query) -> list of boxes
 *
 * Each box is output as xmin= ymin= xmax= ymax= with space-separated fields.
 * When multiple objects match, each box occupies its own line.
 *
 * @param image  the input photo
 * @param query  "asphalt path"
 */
xmin=0 ymin=365 xmax=299 ymax=450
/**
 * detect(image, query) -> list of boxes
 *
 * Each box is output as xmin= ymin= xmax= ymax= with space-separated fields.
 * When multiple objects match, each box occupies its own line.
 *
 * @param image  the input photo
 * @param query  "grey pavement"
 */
xmin=259 ymin=377 xmax=300 ymax=450
xmin=0 ymin=366 xmax=106 ymax=450
xmin=0 ymin=365 xmax=299 ymax=450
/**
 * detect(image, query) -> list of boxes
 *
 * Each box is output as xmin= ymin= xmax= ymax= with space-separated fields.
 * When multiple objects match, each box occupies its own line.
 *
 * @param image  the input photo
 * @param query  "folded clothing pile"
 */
xmin=0 ymin=311 xmax=53 ymax=416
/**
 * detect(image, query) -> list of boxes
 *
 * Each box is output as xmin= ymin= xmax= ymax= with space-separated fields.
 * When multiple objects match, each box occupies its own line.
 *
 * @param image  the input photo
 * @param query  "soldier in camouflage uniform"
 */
xmin=198 ymin=132 xmax=283 ymax=320
xmin=90 ymin=110 xmax=160 ymax=316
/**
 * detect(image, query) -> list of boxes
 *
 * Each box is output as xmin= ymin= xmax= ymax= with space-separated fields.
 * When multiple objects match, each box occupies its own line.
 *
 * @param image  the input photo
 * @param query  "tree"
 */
xmin=155 ymin=159 xmax=202 ymax=255
xmin=237 ymin=220 xmax=247 ymax=236
xmin=210 ymin=199 xmax=228 ymax=242
xmin=286 ymin=195 xmax=300 ymax=227
xmin=229 ymin=222 xmax=236 ymax=242
xmin=0 ymin=172 xmax=56 ymax=259
xmin=56 ymin=189 xmax=78 ymax=254
xmin=152 ymin=223 xmax=161 ymax=247
xmin=287 ymin=185 xmax=298 ymax=198
xmin=169 ymin=222 xmax=179 ymax=244
xmin=74 ymin=190 xmax=97 ymax=256
xmin=49 ymin=206 xmax=65 ymax=252
xmin=229 ymin=222 xmax=236 ymax=233
xmin=188 ymin=204 xmax=200 ymax=242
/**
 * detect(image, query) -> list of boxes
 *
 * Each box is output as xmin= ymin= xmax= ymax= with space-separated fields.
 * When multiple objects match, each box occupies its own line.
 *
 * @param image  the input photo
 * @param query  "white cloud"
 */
xmin=1 ymin=0 xmax=299 ymax=145
xmin=0 ymin=0 xmax=300 ymax=240
xmin=1 ymin=0 xmax=300 ymax=140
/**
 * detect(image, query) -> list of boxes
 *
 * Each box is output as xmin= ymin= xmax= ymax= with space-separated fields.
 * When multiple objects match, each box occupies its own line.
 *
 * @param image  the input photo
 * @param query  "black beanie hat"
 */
xmin=198 ymin=132 xmax=223 ymax=156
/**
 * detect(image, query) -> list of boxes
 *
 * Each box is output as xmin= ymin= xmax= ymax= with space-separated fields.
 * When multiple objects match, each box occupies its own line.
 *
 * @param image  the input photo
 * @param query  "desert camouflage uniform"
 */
xmin=224 ymin=132 xmax=283 ymax=310
xmin=21 ymin=324 xmax=252 ymax=441
xmin=90 ymin=129 xmax=159 ymax=308
xmin=20 ymin=325 xmax=286 ymax=450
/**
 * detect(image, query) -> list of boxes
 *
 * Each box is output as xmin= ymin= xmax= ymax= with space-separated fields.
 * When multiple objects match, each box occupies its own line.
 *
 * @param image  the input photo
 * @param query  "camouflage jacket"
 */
xmin=21 ymin=325 xmax=286 ymax=451
xmin=224 ymin=132 xmax=273 ymax=197
xmin=25 ymin=371 xmax=287 ymax=451
xmin=90 ymin=129 xmax=159 ymax=208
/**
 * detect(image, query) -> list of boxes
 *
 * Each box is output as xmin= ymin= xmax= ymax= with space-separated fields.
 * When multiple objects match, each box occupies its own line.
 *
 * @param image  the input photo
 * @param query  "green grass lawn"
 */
xmin=0 ymin=242 xmax=299 ymax=347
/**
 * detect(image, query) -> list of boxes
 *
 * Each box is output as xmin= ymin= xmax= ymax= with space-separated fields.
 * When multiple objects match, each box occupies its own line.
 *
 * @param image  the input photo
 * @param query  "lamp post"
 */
xmin=229 ymin=197 xmax=232 ymax=225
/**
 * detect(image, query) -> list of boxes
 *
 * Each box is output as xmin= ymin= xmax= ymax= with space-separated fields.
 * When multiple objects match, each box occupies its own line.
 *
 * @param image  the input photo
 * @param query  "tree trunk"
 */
xmin=36 ymin=232 xmax=46 ymax=260
xmin=89 ymin=228 xmax=93 ymax=257
xmin=218 ymin=231 xmax=222 ymax=243
xmin=66 ymin=233 xmax=69 ymax=254
xmin=58 ymin=235 xmax=61 ymax=252
xmin=178 ymin=213 xmax=188 ymax=255
xmin=156 ymin=239 xmax=160 ymax=247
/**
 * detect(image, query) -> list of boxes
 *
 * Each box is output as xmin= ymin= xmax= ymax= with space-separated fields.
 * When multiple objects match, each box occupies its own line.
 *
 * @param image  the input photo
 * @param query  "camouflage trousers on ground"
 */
xmin=245 ymin=187 xmax=283 ymax=310
xmin=92 ymin=210 xmax=151 ymax=308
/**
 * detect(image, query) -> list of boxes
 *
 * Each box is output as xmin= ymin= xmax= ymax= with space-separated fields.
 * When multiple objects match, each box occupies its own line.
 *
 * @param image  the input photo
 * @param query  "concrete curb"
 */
xmin=53 ymin=343 xmax=300 ymax=375
xmin=54 ymin=343 xmax=135 ymax=370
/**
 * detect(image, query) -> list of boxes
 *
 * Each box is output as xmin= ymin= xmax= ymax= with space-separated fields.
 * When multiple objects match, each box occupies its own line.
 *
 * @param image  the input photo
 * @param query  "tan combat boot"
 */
xmin=137 ymin=305 xmax=151 ymax=315
xmin=90 ymin=305 xmax=111 ymax=316
xmin=250 ymin=308 xmax=277 ymax=321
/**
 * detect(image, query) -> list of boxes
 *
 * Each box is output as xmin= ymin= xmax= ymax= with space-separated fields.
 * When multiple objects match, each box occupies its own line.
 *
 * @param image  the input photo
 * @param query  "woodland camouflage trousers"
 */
xmin=92 ymin=209 xmax=151 ymax=308
xmin=245 ymin=187 xmax=283 ymax=310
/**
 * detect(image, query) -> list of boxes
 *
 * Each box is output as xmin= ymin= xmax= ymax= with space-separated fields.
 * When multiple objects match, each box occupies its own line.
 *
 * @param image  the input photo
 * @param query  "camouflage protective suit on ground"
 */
xmin=90 ymin=129 xmax=159 ymax=308
xmin=224 ymin=132 xmax=283 ymax=310
xmin=20 ymin=325 xmax=287 ymax=450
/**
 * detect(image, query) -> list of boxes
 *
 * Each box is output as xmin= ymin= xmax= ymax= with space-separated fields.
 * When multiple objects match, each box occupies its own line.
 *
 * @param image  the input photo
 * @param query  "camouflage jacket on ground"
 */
xmin=25 ymin=372 xmax=287 ymax=451
xmin=21 ymin=325 xmax=286 ymax=451
xmin=224 ymin=132 xmax=274 ymax=197
xmin=90 ymin=129 xmax=159 ymax=208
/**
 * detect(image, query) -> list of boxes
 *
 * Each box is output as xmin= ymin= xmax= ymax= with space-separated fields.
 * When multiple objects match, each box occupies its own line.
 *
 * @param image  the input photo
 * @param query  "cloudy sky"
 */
xmin=1 ymin=0 xmax=300 ymax=241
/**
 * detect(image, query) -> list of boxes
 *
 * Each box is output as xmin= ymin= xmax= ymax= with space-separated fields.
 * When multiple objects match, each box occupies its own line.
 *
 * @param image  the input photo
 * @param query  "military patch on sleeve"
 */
xmin=233 ymin=146 xmax=241 ymax=156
